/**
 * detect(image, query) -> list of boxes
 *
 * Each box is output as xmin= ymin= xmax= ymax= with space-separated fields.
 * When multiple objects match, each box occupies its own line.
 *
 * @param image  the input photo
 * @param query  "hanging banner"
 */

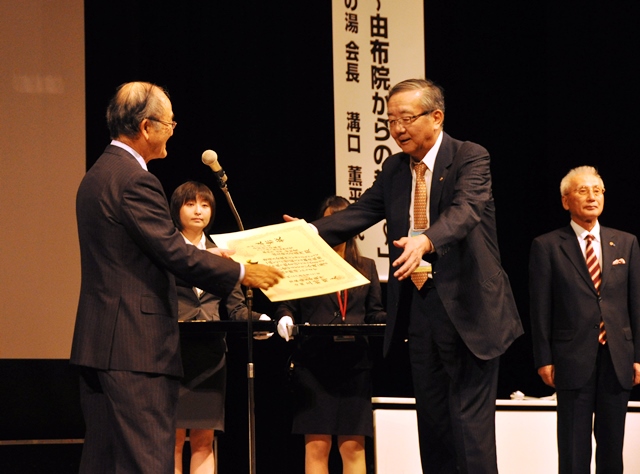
xmin=332 ymin=0 xmax=425 ymax=281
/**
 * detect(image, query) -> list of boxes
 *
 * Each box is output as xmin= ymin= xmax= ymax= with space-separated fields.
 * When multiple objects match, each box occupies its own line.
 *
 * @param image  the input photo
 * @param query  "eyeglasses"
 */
xmin=572 ymin=185 xmax=605 ymax=197
xmin=148 ymin=117 xmax=177 ymax=130
xmin=388 ymin=110 xmax=433 ymax=128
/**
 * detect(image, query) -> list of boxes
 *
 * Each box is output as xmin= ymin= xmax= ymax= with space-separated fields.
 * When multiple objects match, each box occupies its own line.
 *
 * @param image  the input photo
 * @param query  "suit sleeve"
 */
xmin=425 ymin=143 xmax=493 ymax=253
xmin=120 ymin=171 xmax=241 ymax=295
xmin=224 ymin=283 xmax=262 ymax=321
xmin=627 ymin=236 xmax=640 ymax=362
xmin=275 ymin=299 xmax=301 ymax=323
xmin=529 ymin=237 xmax=554 ymax=368
xmin=314 ymin=161 xmax=389 ymax=247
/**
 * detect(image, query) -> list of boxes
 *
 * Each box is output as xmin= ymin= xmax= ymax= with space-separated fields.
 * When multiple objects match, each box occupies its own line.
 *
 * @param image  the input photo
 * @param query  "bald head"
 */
xmin=106 ymin=82 xmax=170 ymax=140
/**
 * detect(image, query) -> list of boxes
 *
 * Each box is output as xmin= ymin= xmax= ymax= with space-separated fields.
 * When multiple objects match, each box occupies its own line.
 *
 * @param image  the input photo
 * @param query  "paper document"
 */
xmin=209 ymin=220 xmax=369 ymax=301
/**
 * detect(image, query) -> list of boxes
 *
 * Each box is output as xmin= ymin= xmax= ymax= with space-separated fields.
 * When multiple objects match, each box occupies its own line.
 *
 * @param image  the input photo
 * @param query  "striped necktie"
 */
xmin=585 ymin=234 xmax=606 ymax=344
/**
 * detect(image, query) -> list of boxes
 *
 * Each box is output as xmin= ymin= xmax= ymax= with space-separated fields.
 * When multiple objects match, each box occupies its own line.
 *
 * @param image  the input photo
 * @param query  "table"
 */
xmin=372 ymin=397 xmax=640 ymax=473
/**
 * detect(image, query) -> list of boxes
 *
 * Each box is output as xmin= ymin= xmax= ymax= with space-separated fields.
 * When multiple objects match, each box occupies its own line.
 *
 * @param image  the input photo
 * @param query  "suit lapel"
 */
xmin=599 ymin=227 xmax=616 ymax=292
xmin=558 ymin=226 xmax=598 ymax=294
xmin=393 ymin=154 xmax=412 ymax=229
xmin=429 ymin=133 xmax=453 ymax=222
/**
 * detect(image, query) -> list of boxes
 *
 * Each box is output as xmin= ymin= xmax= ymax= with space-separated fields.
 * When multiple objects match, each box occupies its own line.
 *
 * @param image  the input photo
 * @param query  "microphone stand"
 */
xmin=218 ymin=184 xmax=257 ymax=474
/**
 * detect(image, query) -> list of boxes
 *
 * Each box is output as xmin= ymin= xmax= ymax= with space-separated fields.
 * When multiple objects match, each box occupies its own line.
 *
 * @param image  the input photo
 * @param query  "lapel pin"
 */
xmin=439 ymin=177 xmax=444 ymax=181
xmin=609 ymin=241 xmax=615 ymax=247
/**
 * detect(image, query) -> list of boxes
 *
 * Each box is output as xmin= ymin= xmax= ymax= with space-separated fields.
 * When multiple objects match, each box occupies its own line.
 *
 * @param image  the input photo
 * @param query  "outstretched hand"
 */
xmin=242 ymin=264 xmax=284 ymax=290
xmin=392 ymin=234 xmax=432 ymax=280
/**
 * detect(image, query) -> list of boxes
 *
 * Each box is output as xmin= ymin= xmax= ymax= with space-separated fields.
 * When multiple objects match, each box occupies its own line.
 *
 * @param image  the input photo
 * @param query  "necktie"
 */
xmin=413 ymin=162 xmax=428 ymax=230
xmin=411 ymin=162 xmax=429 ymax=290
xmin=585 ymin=234 xmax=606 ymax=344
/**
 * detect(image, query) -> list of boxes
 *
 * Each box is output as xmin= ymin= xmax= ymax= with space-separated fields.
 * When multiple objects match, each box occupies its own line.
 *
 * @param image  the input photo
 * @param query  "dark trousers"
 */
xmin=407 ymin=283 xmax=499 ymax=474
xmin=556 ymin=344 xmax=630 ymax=474
xmin=78 ymin=367 xmax=179 ymax=474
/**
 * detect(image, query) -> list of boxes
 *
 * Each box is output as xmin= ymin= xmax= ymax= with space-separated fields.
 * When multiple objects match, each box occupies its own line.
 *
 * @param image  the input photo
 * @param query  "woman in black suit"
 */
xmin=276 ymin=196 xmax=386 ymax=474
xmin=170 ymin=181 xmax=265 ymax=474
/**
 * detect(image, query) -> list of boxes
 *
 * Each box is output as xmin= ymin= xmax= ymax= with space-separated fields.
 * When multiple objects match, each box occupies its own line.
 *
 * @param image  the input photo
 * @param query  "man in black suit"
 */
xmin=530 ymin=166 xmax=640 ymax=473
xmin=71 ymin=82 xmax=282 ymax=473
xmin=308 ymin=78 xmax=523 ymax=473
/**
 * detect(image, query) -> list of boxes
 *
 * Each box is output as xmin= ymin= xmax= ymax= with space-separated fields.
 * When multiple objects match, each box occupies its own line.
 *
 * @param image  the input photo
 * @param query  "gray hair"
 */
xmin=106 ymin=82 xmax=169 ymax=139
xmin=559 ymin=166 xmax=604 ymax=196
xmin=388 ymin=78 xmax=445 ymax=114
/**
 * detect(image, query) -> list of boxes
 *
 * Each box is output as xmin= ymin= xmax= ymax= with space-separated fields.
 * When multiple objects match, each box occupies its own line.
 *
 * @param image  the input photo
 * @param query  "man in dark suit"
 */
xmin=308 ymin=78 xmax=523 ymax=473
xmin=71 ymin=82 xmax=282 ymax=473
xmin=530 ymin=166 xmax=640 ymax=473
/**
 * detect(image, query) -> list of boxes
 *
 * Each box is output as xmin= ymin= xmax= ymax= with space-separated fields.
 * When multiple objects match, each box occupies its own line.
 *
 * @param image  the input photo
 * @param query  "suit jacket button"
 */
xmin=593 ymin=324 xmax=599 ymax=329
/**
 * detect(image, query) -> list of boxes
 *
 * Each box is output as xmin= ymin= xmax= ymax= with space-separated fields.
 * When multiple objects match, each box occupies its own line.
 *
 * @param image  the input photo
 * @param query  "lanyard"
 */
xmin=336 ymin=289 xmax=348 ymax=322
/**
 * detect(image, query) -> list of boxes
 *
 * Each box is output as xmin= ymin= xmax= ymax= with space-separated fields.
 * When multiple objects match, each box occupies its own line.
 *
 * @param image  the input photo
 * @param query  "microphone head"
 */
xmin=202 ymin=149 xmax=227 ymax=187
xmin=202 ymin=149 xmax=218 ymax=166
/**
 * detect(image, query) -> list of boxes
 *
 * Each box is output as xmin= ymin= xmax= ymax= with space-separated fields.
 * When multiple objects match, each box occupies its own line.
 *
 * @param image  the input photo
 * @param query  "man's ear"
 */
xmin=432 ymin=109 xmax=444 ymax=128
xmin=561 ymin=195 xmax=569 ymax=211
xmin=140 ymin=118 xmax=152 ymax=140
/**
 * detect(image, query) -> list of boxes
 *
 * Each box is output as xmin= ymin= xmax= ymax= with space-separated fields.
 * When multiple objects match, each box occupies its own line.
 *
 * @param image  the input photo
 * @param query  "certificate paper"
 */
xmin=209 ymin=220 xmax=369 ymax=302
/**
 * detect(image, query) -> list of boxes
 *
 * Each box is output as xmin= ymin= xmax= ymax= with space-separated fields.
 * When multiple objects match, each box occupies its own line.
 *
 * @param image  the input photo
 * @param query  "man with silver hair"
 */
xmin=305 ymin=78 xmax=523 ymax=473
xmin=530 ymin=165 xmax=640 ymax=473
xmin=72 ymin=82 xmax=282 ymax=473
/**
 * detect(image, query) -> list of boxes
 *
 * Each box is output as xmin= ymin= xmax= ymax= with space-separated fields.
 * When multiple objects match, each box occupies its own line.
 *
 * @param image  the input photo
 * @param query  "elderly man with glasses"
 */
xmin=530 ymin=165 xmax=640 ymax=473
xmin=304 ymin=78 xmax=523 ymax=473
xmin=72 ymin=81 xmax=282 ymax=473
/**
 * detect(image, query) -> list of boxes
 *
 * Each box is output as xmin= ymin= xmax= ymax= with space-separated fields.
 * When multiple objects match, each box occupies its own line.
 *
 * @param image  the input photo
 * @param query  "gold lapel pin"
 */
xmin=609 ymin=242 xmax=615 ymax=247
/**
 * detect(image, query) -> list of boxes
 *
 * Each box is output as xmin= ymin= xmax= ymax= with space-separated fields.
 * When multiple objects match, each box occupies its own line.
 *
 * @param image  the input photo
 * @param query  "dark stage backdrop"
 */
xmin=8 ymin=1 xmax=640 ymax=473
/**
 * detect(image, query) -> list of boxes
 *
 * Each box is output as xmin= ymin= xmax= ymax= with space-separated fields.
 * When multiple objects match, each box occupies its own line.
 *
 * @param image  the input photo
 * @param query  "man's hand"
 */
xmin=633 ymin=362 xmax=640 ymax=386
xmin=242 ymin=264 xmax=284 ymax=290
xmin=283 ymin=214 xmax=299 ymax=222
xmin=207 ymin=247 xmax=236 ymax=259
xmin=537 ymin=364 xmax=555 ymax=388
xmin=391 ymin=234 xmax=433 ymax=280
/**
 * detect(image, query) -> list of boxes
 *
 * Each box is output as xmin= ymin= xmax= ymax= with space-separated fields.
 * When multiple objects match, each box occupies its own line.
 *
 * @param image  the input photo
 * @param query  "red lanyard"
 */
xmin=337 ymin=289 xmax=348 ymax=322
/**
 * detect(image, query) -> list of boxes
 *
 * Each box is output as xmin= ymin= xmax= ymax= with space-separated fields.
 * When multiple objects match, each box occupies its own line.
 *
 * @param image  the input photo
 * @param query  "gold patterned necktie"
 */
xmin=585 ymin=234 xmax=606 ymax=344
xmin=413 ymin=162 xmax=428 ymax=230
xmin=411 ymin=161 xmax=429 ymax=290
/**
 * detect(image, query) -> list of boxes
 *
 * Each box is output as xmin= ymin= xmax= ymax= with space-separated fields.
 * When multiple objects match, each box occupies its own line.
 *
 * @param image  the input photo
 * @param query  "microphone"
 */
xmin=202 ymin=148 xmax=244 ymax=230
xmin=202 ymin=149 xmax=228 ymax=189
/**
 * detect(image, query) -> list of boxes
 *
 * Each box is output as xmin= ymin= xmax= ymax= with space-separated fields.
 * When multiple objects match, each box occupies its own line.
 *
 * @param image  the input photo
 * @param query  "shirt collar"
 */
xmin=570 ymin=219 xmax=601 ymax=242
xmin=111 ymin=140 xmax=148 ymax=171
xmin=412 ymin=130 xmax=443 ymax=171
xmin=181 ymin=232 xmax=207 ymax=250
